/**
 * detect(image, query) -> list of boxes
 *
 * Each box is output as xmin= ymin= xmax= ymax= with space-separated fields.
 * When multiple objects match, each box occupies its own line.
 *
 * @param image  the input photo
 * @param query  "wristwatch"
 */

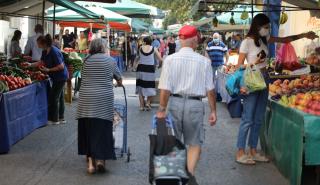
xmin=158 ymin=106 xmax=166 ymax=112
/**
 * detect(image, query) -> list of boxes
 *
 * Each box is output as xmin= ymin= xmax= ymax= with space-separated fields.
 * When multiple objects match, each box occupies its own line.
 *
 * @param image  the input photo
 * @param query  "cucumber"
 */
xmin=0 ymin=80 xmax=9 ymax=93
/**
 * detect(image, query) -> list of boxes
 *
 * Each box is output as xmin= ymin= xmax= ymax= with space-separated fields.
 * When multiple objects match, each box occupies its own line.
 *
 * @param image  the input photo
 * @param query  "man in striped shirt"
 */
xmin=205 ymin=33 xmax=229 ymax=78
xmin=157 ymin=25 xmax=217 ymax=185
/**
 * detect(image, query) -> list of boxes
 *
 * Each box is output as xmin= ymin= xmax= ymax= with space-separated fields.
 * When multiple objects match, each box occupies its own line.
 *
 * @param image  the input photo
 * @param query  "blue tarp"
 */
xmin=264 ymin=0 xmax=281 ymax=58
xmin=0 ymin=81 xmax=48 ymax=154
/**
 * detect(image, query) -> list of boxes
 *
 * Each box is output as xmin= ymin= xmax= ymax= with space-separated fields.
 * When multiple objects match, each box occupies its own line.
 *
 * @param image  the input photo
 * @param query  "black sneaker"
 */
xmin=188 ymin=175 xmax=199 ymax=185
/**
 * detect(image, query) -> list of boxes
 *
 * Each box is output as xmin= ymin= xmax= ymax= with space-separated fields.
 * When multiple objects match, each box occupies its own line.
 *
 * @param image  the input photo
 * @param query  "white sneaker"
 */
xmin=48 ymin=121 xmax=60 ymax=125
xmin=59 ymin=119 xmax=67 ymax=124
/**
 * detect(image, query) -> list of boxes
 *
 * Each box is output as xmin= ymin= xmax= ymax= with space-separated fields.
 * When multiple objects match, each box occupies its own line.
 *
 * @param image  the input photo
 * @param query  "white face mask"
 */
xmin=259 ymin=28 xmax=270 ymax=37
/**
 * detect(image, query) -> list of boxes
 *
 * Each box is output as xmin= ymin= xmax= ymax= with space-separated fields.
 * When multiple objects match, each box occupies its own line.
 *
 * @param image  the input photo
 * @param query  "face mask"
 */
xmin=213 ymin=38 xmax=219 ymax=44
xmin=259 ymin=28 xmax=270 ymax=37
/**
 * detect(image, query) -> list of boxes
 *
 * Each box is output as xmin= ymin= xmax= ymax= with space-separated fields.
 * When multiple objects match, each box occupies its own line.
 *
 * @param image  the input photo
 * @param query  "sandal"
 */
xmin=96 ymin=160 xmax=106 ymax=173
xmin=250 ymin=153 xmax=270 ymax=163
xmin=145 ymin=104 xmax=152 ymax=111
xmin=139 ymin=106 xmax=145 ymax=111
xmin=236 ymin=155 xmax=256 ymax=165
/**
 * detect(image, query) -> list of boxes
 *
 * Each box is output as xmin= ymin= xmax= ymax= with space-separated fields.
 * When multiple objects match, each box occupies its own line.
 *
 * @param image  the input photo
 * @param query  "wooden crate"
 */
xmin=64 ymin=79 xmax=72 ymax=103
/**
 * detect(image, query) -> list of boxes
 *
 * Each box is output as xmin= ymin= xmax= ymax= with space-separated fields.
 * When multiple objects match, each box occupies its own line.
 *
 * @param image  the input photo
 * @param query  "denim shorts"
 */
xmin=168 ymin=97 xmax=205 ymax=146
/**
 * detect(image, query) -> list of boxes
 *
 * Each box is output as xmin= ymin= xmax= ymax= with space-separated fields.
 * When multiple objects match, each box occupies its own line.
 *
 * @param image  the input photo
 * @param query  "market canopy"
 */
xmin=47 ymin=6 xmax=131 ymax=23
xmin=192 ymin=5 xmax=259 ymax=31
xmin=132 ymin=19 xmax=149 ymax=32
xmin=57 ymin=21 xmax=131 ymax=32
xmin=0 ymin=0 xmax=99 ymax=19
xmin=217 ymin=5 xmax=259 ymax=24
xmin=48 ymin=0 xmax=164 ymax=18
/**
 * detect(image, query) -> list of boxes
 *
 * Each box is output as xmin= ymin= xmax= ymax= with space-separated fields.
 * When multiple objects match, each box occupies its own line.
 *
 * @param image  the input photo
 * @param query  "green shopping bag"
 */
xmin=244 ymin=64 xmax=267 ymax=92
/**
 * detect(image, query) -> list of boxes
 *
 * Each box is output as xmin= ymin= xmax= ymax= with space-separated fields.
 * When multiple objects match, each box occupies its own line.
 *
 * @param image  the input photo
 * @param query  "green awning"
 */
xmin=0 ymin=0 xmax=99 ymax=19
xmin=47 ymin=6 xmax=131 ymax=23
xmin=217 ymin=5 xmax=259 ymax=25
xmin=193 ymin=5 xmax=259 ymax=27
xmin=132 ymin=19 xmax=149 ymax=32
xmin=150 ymin=27 xmax=164 ymax=34
xmin=48 ymin=0 xmax=153 ymax=18
xmin=48 ymin=0 xmax=99 ymax=19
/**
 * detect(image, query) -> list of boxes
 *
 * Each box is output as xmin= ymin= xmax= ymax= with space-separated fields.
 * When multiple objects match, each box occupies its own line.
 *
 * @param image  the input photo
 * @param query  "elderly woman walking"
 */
xmin=77 ymin=38 xmax=122 ymax=174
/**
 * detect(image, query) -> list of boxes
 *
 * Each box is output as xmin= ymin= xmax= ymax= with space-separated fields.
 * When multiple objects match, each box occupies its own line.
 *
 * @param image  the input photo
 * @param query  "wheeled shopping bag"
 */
xmin=113 ymin=85 xmax=131 ymax=162
xmin=149 ymin=116 xmax=189 ymax=185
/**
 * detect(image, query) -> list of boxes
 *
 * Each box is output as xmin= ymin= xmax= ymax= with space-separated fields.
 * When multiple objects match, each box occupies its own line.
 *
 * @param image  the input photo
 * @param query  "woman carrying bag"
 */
xmin=236 ymin=13 xmax=318 ymax=165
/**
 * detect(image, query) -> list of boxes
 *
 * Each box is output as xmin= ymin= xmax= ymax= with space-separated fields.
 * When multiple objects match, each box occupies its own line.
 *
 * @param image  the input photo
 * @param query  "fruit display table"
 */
xmin=260 ymin=100 xmax=320 ymax=185
xmin=0 ymin=80 xmax=48 ymax=154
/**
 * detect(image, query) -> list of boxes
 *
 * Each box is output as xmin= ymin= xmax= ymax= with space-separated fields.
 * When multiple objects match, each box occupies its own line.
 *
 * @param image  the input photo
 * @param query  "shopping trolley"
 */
xmin=113 ymin=85 xmax=131 ymax=162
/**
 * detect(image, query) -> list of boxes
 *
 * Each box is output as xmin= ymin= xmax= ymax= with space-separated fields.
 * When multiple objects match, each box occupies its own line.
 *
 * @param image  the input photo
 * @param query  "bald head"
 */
xmin=180 ymin=35 xmax=198 ymax=50
xmin=213 ymin=32 xmax=220 ymax=39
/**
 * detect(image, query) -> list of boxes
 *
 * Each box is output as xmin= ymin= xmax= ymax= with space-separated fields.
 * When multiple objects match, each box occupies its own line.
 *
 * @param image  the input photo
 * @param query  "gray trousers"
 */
xmin=168 ymin=97 xmax=205 ymax=146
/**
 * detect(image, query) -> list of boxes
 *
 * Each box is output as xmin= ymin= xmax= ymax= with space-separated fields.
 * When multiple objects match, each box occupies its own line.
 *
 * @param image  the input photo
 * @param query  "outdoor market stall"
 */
xmin=0 ymin=58 xmax=49 ymax=154
xmin=261 ymin=99 xmax=320 ymax=185
xmin=0 ymin=0 xmax=104 ymax=154
xmin=194 ymin=1 xmax=320 ymax=184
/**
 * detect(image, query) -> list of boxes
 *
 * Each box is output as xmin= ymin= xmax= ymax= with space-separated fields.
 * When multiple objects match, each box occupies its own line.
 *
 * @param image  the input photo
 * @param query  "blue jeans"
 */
xmin=236 ymin=72 xmax=269 ymax=149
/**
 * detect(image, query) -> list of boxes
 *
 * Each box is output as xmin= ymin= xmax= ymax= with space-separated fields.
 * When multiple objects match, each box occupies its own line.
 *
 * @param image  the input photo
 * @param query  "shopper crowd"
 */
xmin=5 ymin=12 xmax=319 ymax=185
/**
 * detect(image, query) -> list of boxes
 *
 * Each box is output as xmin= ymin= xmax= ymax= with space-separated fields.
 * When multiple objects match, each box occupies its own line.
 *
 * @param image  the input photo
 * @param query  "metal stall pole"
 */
xmin=53 ymin=3 xmax=56 ymax=36
xmin=42 ymin=0 xmax=45 ymax=26
xmin=251 ymin=0 xmax=254 ymax=19
xmin=125 ymin=32 xmax=128 ymax=71
xmin=267 ymin=0 xmax=271 ymax=18
xmin=107 ymin=24 xmax=111 ymax=56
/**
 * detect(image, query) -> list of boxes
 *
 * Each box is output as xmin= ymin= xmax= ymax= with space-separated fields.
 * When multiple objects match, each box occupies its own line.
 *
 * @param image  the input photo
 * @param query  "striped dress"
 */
xmin=136 ymin=47 xmax=156 ymax=97
xmin=77 ymin=53 xmax=122 ymax=122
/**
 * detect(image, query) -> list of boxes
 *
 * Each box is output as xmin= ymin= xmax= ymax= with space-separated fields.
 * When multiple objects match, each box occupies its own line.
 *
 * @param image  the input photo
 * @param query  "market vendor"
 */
xmin=8 ymin=30 xmax=22 ymax=59
xmin=24 ymin=24 xmax=43 ymax=62
xmin=27 ymin=34 xmax=69 ymax=125
xmin=76 ymin=31 xmax=88 ymax=52
xmin=235 ymin=13 xmax=318 ymax=165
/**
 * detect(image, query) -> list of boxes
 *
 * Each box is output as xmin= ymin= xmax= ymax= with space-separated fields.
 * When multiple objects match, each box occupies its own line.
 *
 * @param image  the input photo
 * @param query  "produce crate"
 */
xmin=64 ymin=65 xmax=74 ymax=104
xmin=310 ymin=64 xmax=320 ymax=73
xmin=64 ymin=80 xmax=72 ymax=104
xmin=269 ymin=74 xmax=300 ymax=83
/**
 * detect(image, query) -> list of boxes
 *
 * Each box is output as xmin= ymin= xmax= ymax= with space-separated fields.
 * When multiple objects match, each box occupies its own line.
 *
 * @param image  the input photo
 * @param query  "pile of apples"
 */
xmin=269 ymin=75 xmax=320 ymax=96
xmin=279 ymin=91 xmax=320 ymax=116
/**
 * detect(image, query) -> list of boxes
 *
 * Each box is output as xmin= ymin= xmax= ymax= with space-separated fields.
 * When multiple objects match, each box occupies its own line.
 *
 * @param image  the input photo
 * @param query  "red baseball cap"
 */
xmin=178 ymin=25 xmax=199 ymax=40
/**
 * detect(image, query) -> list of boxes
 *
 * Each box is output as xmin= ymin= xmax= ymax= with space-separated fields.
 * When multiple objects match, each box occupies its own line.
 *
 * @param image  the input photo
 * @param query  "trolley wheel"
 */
xmin=127 ymin=147 xmax=131 ymax=163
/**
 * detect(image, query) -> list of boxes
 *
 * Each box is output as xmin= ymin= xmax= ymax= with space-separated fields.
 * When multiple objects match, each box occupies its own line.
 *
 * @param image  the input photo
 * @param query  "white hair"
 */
xmin=213 ymin=32 xmax=220 ymax=39
xmin=89 ymin=38 xmax=107 ymax=55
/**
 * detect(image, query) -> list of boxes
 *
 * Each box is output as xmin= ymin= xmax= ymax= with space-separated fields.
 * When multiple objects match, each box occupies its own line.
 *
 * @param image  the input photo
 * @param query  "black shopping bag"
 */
xmin=149 ymin=117 xmax=188 ymax=185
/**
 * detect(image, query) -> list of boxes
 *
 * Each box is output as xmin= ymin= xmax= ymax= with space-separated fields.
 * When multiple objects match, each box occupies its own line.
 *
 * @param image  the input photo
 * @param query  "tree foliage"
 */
xmin=137 ymin=0 xmax=198 ymax=28
xmin=136 ymin=0 xmax=240 ymax=29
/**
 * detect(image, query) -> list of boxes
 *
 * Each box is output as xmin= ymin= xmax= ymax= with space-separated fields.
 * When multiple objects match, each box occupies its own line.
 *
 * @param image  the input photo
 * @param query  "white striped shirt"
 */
xmin=77 ymin=53 xmax=121 ymax=121
xmin=159 ymin=47 xmax=214 ymax=97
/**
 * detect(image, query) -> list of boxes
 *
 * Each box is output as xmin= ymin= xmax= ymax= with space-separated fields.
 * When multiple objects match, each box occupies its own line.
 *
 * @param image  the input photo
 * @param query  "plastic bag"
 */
xmin=305 ymin=39 xmax=320 ymax=57
xmin=225 ymin=68 xmax=244 ymax=97
xmin=244 ymin=65 xmax=266 ymax=92
xmin=277 ymin=43 xmax=302 ymax=71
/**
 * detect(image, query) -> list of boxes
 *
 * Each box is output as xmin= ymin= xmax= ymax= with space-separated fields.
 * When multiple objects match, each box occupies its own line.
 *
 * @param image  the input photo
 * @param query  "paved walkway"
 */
xmin=0 ymin=72 xmax=289 ymax=185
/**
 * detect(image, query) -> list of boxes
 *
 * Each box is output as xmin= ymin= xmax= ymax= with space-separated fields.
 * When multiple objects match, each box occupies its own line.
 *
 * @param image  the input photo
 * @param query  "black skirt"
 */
xmin=78 ymin=118 xmax=116 ymax=160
